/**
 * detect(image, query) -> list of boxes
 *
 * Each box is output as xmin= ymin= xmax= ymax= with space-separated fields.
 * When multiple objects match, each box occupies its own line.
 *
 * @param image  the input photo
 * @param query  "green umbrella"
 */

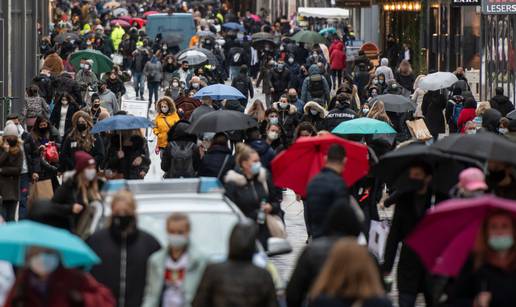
xmin=291 ymin=30 xmax=326 ymax=45
xmin=319 ymin=27 xmax=336 ymax=35
xmin=69 ymin=49 xmax=114 ymax=74
xmin=332 ymin=117 xmax=397 ymax=135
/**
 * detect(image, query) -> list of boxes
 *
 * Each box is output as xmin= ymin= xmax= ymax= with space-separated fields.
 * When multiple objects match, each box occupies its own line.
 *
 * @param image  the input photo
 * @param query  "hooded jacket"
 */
xmin=272 ymin=102 xmax=300 ymax=144
xmin=198 ymin=144 xmax=235 ymax=179
xmin=490 ymin=94 xmax=515 ymax=117
xmin=329 ymin=41 xmax=346 ymax=70
xmin=153 ymin=97 xmax=180 ymax=148
xmin=301 ymin=65 xmax=330 ymax=103
xmin=375 ymin=58 xmax=395 ymax=82
xmin=324 ymin=100 xmax=357 ymax=132
xmin=302 ymin=101 xmax=327 ymax=131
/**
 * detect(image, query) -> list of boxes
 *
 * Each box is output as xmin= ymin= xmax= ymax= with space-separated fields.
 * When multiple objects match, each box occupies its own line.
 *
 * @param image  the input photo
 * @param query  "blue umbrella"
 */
xmin=319 ymin=27 xmax=336 ymax=35
xmin=222 ymin=22 xmax=245 ymax=32
xmin=193 ymin=84 xmax=246 ymax=100
xmin=332 ymin=117 xmax=397 ymax=135
xmin=0 ymin=221 xmax=100 ymax=267
xmin=91 ymin=115 xmax=153 ymax=134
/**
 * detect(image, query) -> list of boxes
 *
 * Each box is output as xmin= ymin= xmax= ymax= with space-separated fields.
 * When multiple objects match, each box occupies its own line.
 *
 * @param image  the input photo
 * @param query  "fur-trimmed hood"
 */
xmin=303 ymin=101 xmax=328 ymax=118
xmin=271 ymin=102 xmax=298 ymax=115
xmin=224 ymin=168 xmax=269 ymax=193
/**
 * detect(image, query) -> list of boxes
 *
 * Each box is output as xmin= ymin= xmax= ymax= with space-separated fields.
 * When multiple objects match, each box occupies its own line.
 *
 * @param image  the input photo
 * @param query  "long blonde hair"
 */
xmin=368 ymin=100 xmax=391 ymax=124
xmin=309 ymin=238 xmax=384 ymax=301
xmin=246 ymin=99 xmax=266 ymax=122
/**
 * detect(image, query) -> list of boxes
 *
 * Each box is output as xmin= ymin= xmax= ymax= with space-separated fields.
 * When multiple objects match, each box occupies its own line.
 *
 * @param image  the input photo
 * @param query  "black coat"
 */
xmin=58 ymin=134 xmax=105 ymax=172
xmin=422 ymin=91 xmax=447 ymax=136
xmin=106 ymin=78 xmax=126 ymax=97
xmin=382 ymin=192 xmax=432 ymax=293
xmin=270 ymin=69 xmax=291 ymax=95
xmin=305 ymin=168 xmax=349 ymax=238
xmin=324 ymin=104 xmax=357 ymax=132
xmin=490 ymin=95 xmax=515 ymax=117
xmin=50 ymin=102 xmax=81 ymax=139
xmin=105 ymin=135 xmax=150 ymax=179
xmin=308 ymin=296 xmax=392 ymax=307
xmin=395 ymin=72 xmax=415 ymax=93
xmin=51 ymin=74 xmax=84 ymax=106
xmin=87 ymin=227 xmax=161 ymax=307
xmin=198 ymin=145 xmax=234 ymax=179
xmin=231 ymin=73 xmax=254 ymax=100
xmin=272 ymin=103 xmax=300 ymax=145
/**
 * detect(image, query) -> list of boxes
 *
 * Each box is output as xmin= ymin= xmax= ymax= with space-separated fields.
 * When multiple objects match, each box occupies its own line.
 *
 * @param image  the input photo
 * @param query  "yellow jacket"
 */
xmin=153 ymin=112 xmax=180 ymax=148
xmin=111 ymin=26 xmax=125 ymax=50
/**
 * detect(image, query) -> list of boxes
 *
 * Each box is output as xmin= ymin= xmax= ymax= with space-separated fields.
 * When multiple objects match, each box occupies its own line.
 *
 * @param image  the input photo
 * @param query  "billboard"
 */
xmin=482 ymin=0 xmax=516 ymax=14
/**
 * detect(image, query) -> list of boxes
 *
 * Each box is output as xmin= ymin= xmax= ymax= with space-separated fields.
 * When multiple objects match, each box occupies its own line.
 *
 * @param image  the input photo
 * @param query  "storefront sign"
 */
xmin=452 ymin=0 xmax=480 ymax=6
xmin=482 ymin=0 xmax=516 ymax=14
xmin=335 ymin=0 xmax=372 ymax=8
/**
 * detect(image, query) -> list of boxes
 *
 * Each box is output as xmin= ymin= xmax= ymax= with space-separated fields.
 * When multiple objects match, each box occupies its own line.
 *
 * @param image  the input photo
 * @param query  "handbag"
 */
xmin=266 ymin=214 xmax=287 ymax=238
xmin=28 ymin=179 xmax=54 ymax=210
xmin=368 ymin=220 xmax=390 ymax=263
xmin=406 ymin=118 xmax=433 ymax=141
xmin=44 ymin=142 xmax=59 ymax=163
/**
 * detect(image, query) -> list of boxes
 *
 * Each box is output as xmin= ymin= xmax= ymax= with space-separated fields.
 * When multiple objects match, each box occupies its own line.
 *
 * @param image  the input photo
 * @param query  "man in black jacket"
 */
xmin=270 ymin=61 xmax=291 ymax=102
xmin=490 ymin=87 xmax=515 ymax=117
xmin=324 ymin=93 xmax=357 ymax=131
xmin=231 ymin=65 xmax=254 ymax=106
xmin=305 ymin=144 xmax=350 ymax=238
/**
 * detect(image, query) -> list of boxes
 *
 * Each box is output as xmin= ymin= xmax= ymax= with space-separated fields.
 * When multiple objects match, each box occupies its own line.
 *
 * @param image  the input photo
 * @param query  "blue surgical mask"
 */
xmin=488 ymin=235 xmax=514 ymax=251
xmin=269 ymin=117 xmax=278 ymax=125
xmin=29 ymin=253 xmax=60 ymax=276
xmin=168 ymin=234 xmax=189 ymax=248
xmin=251 ymin=162 xmax=262 ymax=175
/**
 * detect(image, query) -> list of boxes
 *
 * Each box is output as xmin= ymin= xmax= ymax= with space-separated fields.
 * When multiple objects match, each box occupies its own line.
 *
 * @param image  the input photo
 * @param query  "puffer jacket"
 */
xmin=198 ymin=144 xmax=235 ymax=179
xmin=271 ymin=102 xmax=300 ymax=144
xmin=329 ymin=41 xmax=346 ymax=70
xmin=302 ymin=100 xmax=328 ymax=131
xmin=153 ymin=112 xmax=180 ymax=149
xmin=301 ymin=65 xmax=330 ymax=103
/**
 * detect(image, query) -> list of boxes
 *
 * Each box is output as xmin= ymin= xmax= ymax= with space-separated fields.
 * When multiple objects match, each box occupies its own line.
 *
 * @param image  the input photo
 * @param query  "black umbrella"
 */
xmin=251 ymin=39 xmax=278 ymax=51
xmin=54 ymin=32 xmax=80 ymax=44
xmin=177 ymin=47 xmax=219 ymax=66
xmin=186 ymin=110 xmax=258 ymax=134
xmin=373 ymin=94 xmax=416 ymax=113
xmin=507 ymin=109 xmax=516 ymax=120
xmin=431 ymin=132 xmax=516 ymax=166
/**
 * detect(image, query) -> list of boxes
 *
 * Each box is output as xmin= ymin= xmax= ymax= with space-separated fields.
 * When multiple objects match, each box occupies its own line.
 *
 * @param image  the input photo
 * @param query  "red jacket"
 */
xmin=4 ymin=268 xmax=115 ymax=307
xmin=457 ymin=107 xmax=476 ymax=133
xmin=330 ymin=41 xmax=346 ymax=70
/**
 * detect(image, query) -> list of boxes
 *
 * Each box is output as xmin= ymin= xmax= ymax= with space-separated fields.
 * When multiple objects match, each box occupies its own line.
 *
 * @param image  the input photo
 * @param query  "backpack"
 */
xmin=231 ymin=52 xmax=242 ymax=65
xmin=451 ymin=101 xmax=464 ymax=126
xmin=308 ymin=74 xmax=325 ymax=98
xmin=233 ymin=77 xmax=248 ymax=95
xmin=168 ymin=141 xmax=195 ymax=178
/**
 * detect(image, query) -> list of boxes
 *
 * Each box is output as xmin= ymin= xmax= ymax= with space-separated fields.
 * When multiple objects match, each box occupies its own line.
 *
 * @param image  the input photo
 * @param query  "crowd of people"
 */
xmin=1 ymin=0 xmax=516 ymax=307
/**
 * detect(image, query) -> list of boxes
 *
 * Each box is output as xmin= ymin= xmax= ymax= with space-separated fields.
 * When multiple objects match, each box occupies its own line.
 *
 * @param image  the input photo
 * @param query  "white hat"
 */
xmin=3 ymin=124 xmax=18 ymax=137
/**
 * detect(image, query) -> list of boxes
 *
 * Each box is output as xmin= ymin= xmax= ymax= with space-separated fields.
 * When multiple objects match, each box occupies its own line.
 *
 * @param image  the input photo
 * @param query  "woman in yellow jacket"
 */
xmin=153 ymin=97 xmax=180 ymax=152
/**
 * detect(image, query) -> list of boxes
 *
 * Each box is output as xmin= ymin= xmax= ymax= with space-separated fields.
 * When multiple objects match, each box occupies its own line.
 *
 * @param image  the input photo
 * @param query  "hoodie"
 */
xmin=248 ymin=139 xmax=275 ymax=170
xmin=490 ymin=95 xmax=515 ymax=117
xmin=98 ymin=89 xmax=119 ymax=115
xmin=301 ymin=65 xmax=330 ymax=103
xmin=375 ymin=58 xmax=395 ymax=82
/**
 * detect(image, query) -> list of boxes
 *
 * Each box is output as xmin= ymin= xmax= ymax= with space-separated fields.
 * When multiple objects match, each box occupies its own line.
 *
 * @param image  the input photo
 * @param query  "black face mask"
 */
xmin=487 ymin=170 xmax=506 ymax=185
xmin=39 ymin=127 xmax=49 ymax=134
xmin=77 ymin=123 xmax=88 ymax=132
xmin=398 ymin=178 xmax=426 ymax=194
xmin=6 ymin=139 xmax=17 ymax=147
xmin=111 ymin=215 xmax=136 ymax=233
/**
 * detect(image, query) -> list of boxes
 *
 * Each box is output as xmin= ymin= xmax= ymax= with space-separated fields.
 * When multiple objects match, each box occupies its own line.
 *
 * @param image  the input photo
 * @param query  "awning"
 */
xmin=298 ymin=7 xmax=350 ymax=19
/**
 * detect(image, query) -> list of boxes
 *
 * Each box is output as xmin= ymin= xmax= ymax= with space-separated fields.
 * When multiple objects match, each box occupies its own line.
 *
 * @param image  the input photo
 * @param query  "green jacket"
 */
xmin=141 ymin=245 xmax=208 ymax=307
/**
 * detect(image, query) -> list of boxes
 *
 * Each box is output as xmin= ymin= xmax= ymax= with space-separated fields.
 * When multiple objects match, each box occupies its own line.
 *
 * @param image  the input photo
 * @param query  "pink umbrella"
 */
xmin=406 ymin=196 xmax=516 ymax=277
xmin=250 ymin=14 xmax=261 ymax=22
xmin=110 ymin=19 xmax=130 ymax=28
xmin=143 ymin=11 xmax=160 ymax=17
xmin=130 ymin=17 xmax=146 ymax=28
xmin=118 ymin=15 xmax=132 ymax=22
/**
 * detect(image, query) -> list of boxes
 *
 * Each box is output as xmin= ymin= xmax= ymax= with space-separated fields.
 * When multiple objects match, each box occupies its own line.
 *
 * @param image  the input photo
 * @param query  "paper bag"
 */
xmin=406 ymin=118 xmax=433 ymax=141
xmin=368 ymin=220 xmax=390 ymax=263
xmin=28 ymin=180 xmax=54 ymax=209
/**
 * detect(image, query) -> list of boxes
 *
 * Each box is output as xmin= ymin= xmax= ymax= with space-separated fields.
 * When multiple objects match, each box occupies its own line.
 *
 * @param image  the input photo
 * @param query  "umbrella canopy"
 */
xmin=186 ymin=110 xmax=258 ymax=134
xmin=222 ymin=22 xmax=245 ymax=32
xmin=143 ymin=11 xmax=160 ymax=17
xmin=251 ymin=39 xmax=278 ymax=51
xmin=432 ymin=132 xmax=516 ymax=166
xmin=177 ymin=48 xmax=219 ymax=66
xmin=110 ymin=19 xmax=130 ymax=28
xmin=406 ymin=196 xmax=516 ymax=276
xmin=196 ymin=30 xmax=216 ymax=38
xmin=291 ymin=30 xmax=326 ymax=45
xmin=177 ymin=49 xmax=208 ymax=66
xmin=319 ymin=27 xmax=337 ymax=35
xmin=54 ymin=32 xmax=80 ymax=44
xmin=104 ymin=1 xmax=121 ymax=9
xmin=91 ymin=115 xmax=153 ymax=134
xmin=419 ymin=72 xmax=459 ymax=91
xmin=112 ymin=7 xmax=129 ymax=17
xmin=192 ymin=84 xmax=245 ymax=100
xmin=373 ymin=94 xmax=415 ymax=113
xmin=118 ymin=15 xmax=132 ymax=22
xmin=175 ymin=96 xmax=202 ymax=120
xmin=0 ymin=221 xmax=100 ymax=267
xmin=69 ymin=49 xmax=113 ymax=74
xmin=130 ymin=17 xmax=146 ymax=28
xmin=252 ymin=32 xmax=274 ymax=41
xmin=507 ymin=109 xmax=516 ymax=120
xmin=332 ymin=118 xmax=396 ymax=135
xmin=271 ymin=134 xmax=369 ymax=197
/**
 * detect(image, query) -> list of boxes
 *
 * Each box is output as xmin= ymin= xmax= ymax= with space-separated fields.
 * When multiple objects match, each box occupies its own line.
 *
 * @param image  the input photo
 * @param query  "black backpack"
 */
xmin=308 ymin=74 xmax=325 ymax=98
xmin=233 ymin=77 xmax=248 ymax=95
xmin=168 ymin=141 xmax=195 ymax=178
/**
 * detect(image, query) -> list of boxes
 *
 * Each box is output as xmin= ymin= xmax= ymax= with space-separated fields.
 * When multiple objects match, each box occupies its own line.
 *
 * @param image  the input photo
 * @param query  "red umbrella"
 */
xmin=110 ymin=19 xmax=130 ymax=28
xmin=130 ymin=17 xmax=146 ymax=28
xmin=144 ymin=11 xmax=160 ymax=17
xmin=118 ymin=15 xmax=132 ymax=22
xmin=271 ymin=134 xmax=369 ymax=197
xmin=406 ymin=196 xmax=516 ymax=277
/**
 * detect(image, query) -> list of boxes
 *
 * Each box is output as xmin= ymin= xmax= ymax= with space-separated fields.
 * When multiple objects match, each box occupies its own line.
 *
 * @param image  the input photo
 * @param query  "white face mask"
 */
xmin=172 ymin=82 xmax=179 ymax=87
xmin=168 ymin=234 xmax=188 ymax=248
xmin=362 ymin=108 xmax=369 ymax=114
xmin=161 ymin=106 xmax=169 ymax=114
xmin=279 ymin=102 xmax=288 ymax=109
xmin=267 ymin=131 xmax=279 ymax=141
xmin=84 ymin=168 xmax=97 ymax=181
xmin=310 ymin=109 xmax=319 ymax=116
xmin=288 ymin=58 xmax=294 ymax=64
xmin=192 ymin=83 xmax=200 ymax=89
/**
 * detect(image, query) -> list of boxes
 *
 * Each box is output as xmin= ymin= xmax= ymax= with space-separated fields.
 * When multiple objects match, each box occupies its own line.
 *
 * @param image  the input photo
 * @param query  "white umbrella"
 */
xmin=419 ymin=72 xmax=459 ymax=91
xmin=178 ymin=50 xmax=208 ymax=66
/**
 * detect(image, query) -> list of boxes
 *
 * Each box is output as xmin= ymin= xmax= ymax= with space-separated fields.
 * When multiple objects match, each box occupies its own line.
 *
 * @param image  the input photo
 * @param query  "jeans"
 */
xmin=133 ymin=72 xmax=145 ymax=98
xmin=331 ymin=69 xmax=343 ymax=89
xmin=18 ymin=173 xmax=29 ymax=220
xmin=148 ymin=81 xmax=160 ymax=108
xmin=1 ymin=200 xmax=17 ymax=222
xmin=229 ymin=66 xmax=240 ymax=80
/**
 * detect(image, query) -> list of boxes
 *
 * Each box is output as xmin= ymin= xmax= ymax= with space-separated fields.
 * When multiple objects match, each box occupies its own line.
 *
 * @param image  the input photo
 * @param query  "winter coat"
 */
xmin=375 ymin=61 xmax=395 ymax=82
xmin=105 ymin=135 xmax=150 ymax=179
xmin=75 ymin=70 xmax=99 ymax=90
xmin=231 ymin=73 xmax=254 ymax=100
xmin=395 ymin=72 xmax=415 ymax=93
xmin=52 ymin=74 xmax=84 ymax=106
xmin=302 ymin=100 xmax=328 ymax=130
xmin=270 ymin=68 xmax=292 ymax=95
xmin=99 ymin=89 xmax=119 ymax=115
xmin=59 ymin=134 xmax=105 ymax=172
xmin=382 ymin=192 xmax=432 ymax=293
xmin=144 ymin=61 xmax=163 ymax=83
xmin=0 ymin=144 xmax=23 ymax=201
xmin=422 ymin=91 xmax=447 ymax=136
xmin=256 ymin=65 xmax=273 ymax=95
xmin=50 ymin=102 xmax=80 ymax=139
xmin=32 ymin=73 xmax=53 ymax=103
xmin=248 ymin=139 xmax=276 ymax=170
xmin=106 ymin=78 xmax=126 ymax=98
xmin=111 ymin=26 xmax=125 ymax=50
xmin=457 ymin=108 xmax=476 ymax=133
xmin=301 ymin=65 xmax=330 ymax=103
xmin=305 ymin=168 xmax=350 ymax=238
xmin=25 ymin=132 xmax=60 ymax=181
xmin=198 ymin=144 xmax=235 ymax=179
xmin=131 ymin=51 xmax=149 ymax=73
xmin=324 ymin=102 xmax=357 ymax=132
xmin=490 ymin=95 xmax=515 ymax=117
xmin=22 ymin=96 xmax=49 ymax=122
xmin=4 ymin=268 xmax=115 ymax=307
xmin=87 ymin=227 xmax=161 ymax=307
xmin=329 ymin=42 xmax=346 ymax=70
xmin=308 ymin=296 xmax=392 ymax=307
xmin=141 ymin=245 xmax=208 ymax=307
xmin=271 ymin=102 xmax=300 ymax=144
xmin=153 ymin=112 xmax=180 ymax=149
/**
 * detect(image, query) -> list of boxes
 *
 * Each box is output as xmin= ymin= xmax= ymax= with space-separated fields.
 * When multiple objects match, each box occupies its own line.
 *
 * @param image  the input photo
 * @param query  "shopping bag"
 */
xmin=44 ymin=142 xmax=59 ymax=163
xmin=266 ymin=214 xmax=287 ymax=238
xmin=406 ymin=118 xmax=433 ymax=141
xmin=368 ymin=220 xmax=390 ymax=263
xmin=28 ymin=180 xmax=54 ymax=209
